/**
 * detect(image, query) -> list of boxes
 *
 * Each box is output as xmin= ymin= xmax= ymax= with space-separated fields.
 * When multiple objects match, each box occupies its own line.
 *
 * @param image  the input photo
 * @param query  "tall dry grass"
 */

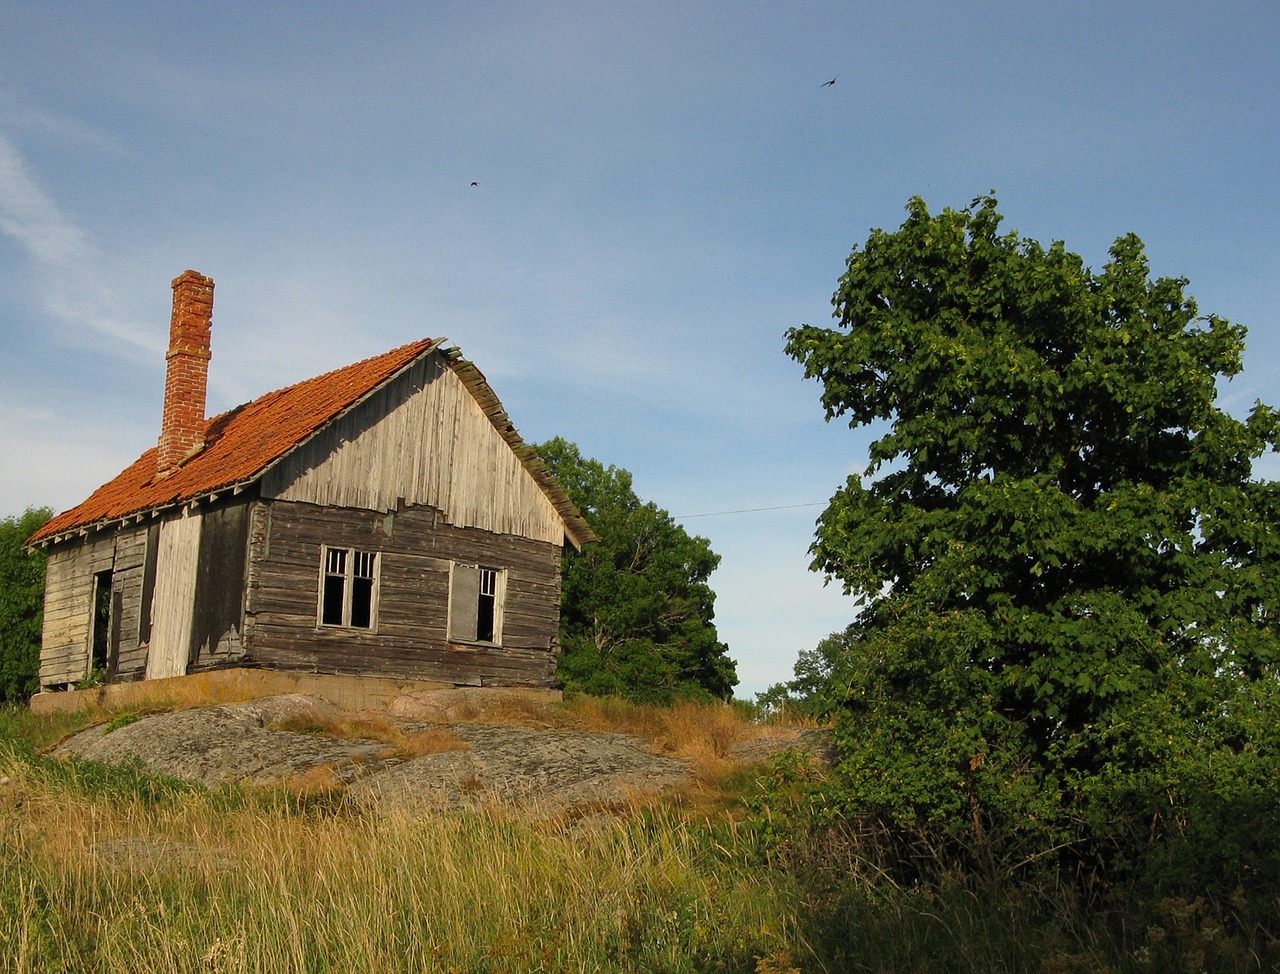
xmin=0 ymin=734 xmax=800 ymax=974
xmin=5 ymin=698 xmax=1269 ymax=973
xmin=266 ymin=710 xmax=468 ymax=760
xmin=439 ymin=692 xmax=787 ymax=783
xmin=566 ymin=696 xmax=757 ymax=774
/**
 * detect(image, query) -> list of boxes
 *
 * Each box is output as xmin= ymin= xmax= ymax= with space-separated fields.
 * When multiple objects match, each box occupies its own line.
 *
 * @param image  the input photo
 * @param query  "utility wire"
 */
xmin=672 ymin=501 xmax=826 ymax=519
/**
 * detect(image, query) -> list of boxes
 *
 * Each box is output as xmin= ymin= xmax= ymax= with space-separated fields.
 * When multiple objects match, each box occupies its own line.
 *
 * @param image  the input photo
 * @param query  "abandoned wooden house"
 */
xmin=28 ymin=270 xmax=595 ymax=694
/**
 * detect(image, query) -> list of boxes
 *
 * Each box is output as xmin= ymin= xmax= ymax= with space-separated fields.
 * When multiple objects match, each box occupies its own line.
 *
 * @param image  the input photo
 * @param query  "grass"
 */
xmin=0 ymin=729 xmax=799 ymax=973
xmin=3 ymin=698 xmax=1276 ymax=973
xmin=415 ymin=691 xmax=801 ymax=784
xmin=266 ymin=711 xmax=469 ymax=760
xmin=0 ymin=698 xmax=809 ymax=973
xmin=0 ymin=704 xmax=102 ymax=754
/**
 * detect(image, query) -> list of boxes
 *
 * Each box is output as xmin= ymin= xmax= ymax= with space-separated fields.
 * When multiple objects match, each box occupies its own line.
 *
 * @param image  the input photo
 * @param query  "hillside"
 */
xmin=47 ymin=691 xmax=813 ymax=813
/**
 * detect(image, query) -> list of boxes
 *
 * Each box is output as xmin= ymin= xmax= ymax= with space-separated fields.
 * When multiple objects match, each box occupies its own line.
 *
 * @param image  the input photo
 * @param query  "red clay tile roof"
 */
xmin=30 ymin=338 xmax=440 ymax=544
xmin=28 ymin=339 xmax=595 ymax=548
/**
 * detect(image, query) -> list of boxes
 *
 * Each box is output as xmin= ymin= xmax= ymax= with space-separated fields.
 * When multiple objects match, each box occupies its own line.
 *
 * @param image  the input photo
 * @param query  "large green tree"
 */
xmin=784 ymin=196 xmax=1280 ymax=888
xmin=0 ymin=507 xmax=52 ymax=703
xmin=535 ymin=438 xmax=737 ymax=703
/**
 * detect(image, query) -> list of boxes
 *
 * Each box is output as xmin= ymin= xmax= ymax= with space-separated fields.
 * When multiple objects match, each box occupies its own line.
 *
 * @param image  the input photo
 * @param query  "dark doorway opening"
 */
xmin=90 ymin=569 xmax=118 ymax=680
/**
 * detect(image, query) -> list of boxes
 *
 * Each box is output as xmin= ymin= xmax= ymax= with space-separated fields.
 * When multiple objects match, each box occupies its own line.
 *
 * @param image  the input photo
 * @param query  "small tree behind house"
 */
xmin=535 ymin=438 xmax=737 ymax=703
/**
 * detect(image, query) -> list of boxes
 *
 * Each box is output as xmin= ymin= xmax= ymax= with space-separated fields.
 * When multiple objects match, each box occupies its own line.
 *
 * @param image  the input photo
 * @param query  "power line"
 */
xmin=672 ymin=501 xmax=827 ymax=519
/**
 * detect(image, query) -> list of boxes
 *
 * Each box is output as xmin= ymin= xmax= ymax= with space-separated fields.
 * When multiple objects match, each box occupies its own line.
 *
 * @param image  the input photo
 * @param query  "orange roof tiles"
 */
xmin=30 ymin=339 xmax=441 ymax=545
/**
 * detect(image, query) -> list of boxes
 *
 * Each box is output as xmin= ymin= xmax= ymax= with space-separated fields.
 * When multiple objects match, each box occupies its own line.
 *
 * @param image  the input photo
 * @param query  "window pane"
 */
xmin=476 ymin=590 xmax=495 ymax=642
xmin=326 ymin=548 xmax=347 ymax=575
xmin=354 ymin=550 xmax=375 ymax=579
xmin=351 ymin=576 xmax=374 ymax=628
xmin=322 ymin=573 xmax=346 ymax=625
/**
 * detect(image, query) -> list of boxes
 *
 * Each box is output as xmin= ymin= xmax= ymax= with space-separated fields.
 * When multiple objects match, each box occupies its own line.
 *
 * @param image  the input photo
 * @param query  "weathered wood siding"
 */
xmin=249 ymin=499 xmax=562 ymax=686
xmin=241 ymin=500 xmax=270 ymax=658
xmin=40 ymin=536 xmax=114 ymax=686
xmin=110 ymin=528 xmax=149 ymax=682
xmin=260 ymin=355 xmax=566 ymax=545
xmin=145 ymin=510 xmax=203 ymax=679
xmin=189 ymin=502 xmax=250 ymax=668
xmin=39 ymin=525 xmax=149 ymax=687
xmin=38 ymin=500 xmax=254 ymax=690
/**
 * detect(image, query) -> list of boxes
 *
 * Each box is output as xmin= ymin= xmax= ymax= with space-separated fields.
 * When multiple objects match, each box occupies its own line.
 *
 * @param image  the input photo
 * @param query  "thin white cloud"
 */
xmin=0 ymin=396 xmax=144 ymax=518
xmin=0 ymin=130 xmax=154 ymax=355
xmin=0 ymin=132 xmax=88 ymax=265
xmin=0 ymin=96 xmax=130 ymax=158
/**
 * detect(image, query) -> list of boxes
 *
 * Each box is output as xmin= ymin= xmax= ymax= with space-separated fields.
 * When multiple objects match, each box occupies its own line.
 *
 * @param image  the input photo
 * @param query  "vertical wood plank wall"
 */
xmin=39 ymin=501 xmax=259 ymax=689
xmin=261 ymin=356 xmax=566 ymax=546
xmin=110 ymin=529 xmax=149 ymax=680
xmin=249 ymin=500 xmax=562 ymax=686
xmin=189 ymin=503 xmax=250 ymax=665
xmin=145 ymin=510 xmax=203 ymax=680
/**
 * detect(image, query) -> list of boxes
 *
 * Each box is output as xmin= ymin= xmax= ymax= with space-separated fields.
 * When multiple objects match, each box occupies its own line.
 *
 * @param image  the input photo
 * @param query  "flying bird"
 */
xmin=470 ymin=181 xmax=479 ymax=187
xmin=821 ymin=76 xmax=837 ymax=87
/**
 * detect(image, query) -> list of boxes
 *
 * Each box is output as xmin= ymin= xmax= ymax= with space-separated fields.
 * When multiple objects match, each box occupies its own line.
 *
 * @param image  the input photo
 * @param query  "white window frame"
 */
xmin=448 ymin=562 xmax=506 ymax=646
xmin=318 ymin=545 xmax=380 ymax=630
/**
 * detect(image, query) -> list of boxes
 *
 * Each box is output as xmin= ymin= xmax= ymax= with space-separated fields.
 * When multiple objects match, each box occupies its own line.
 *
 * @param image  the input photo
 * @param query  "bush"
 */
xmin=0 ymin=507 xmax=52 ymax=703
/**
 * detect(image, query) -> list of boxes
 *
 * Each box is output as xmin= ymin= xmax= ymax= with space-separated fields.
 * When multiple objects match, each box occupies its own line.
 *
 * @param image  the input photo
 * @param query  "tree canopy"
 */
xmin=535 ymin=438 xmax=737 ymax=703
xmin=0 ymin=507 xmax=52 ymax=703
xmin=784 ymin=195 xmax=1280 ymax=890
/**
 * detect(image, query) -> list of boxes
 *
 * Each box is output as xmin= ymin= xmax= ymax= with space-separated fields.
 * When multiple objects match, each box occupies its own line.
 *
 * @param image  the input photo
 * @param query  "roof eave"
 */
xmin=28 ymin=479 xmax=259 ymax=550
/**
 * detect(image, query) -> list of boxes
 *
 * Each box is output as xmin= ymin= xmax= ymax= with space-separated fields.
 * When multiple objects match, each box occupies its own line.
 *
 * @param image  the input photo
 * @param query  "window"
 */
xmin=319 ymin=546 xmax=379 ymax=629
xmin=449 ymin=563 xmax=505 ymax=645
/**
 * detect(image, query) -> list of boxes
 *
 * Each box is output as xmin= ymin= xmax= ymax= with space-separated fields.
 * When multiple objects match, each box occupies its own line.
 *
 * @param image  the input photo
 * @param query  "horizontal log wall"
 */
xmin=249 ymin=499 xmax=562 ymax=686
xmin=39 ymin=524 xmax=149 ymax=687
xmin=260 ymin=354 xmax=567 ymax=546
xmin=40 ymin=538 xmax=110 ymax=686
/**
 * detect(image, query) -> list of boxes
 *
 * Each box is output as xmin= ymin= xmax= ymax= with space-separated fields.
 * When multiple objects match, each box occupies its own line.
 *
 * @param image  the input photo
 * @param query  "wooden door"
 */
xmin=145 ymin=510 xmax=203 ymax=680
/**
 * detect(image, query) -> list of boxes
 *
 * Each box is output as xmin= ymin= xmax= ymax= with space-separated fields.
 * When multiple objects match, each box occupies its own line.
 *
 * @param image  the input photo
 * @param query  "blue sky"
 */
xmin=2 ymin=1 xmax=1277 ymax=697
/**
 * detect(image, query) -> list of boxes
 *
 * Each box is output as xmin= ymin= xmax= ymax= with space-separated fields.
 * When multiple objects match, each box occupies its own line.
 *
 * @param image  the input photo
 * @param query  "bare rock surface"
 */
xmin=388 ymin=686 xmax=560 ymax=722
xmin=350 ymin=723 xmax=691 ymax=812
xmin=55 ymin=694 xmax=390 ymax=789
xmin=53 ymin=694 xmax=699 ymax=811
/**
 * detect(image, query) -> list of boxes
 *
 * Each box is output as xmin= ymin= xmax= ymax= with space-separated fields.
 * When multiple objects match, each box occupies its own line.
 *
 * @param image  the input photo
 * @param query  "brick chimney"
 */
xmin=157 ymin=270 xmax=214 ymax=477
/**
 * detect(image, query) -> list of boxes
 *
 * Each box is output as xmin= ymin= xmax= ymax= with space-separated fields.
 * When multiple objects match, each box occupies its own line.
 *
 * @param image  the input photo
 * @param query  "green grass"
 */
xmin=0 ymin=703 xmax=99 ymax=753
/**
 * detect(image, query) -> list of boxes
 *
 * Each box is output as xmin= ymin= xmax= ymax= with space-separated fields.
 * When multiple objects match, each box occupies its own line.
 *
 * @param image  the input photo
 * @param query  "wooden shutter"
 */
xmin=448 ymin=562 xmax=480 ymax=642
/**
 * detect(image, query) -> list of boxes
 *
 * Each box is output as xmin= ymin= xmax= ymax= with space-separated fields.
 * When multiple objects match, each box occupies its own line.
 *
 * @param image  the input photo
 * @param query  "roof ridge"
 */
xmin=27 ymin=334 xmax=594 ymax=550
xmin=206 ymin=336 xmax=441 ymax=423
xmin=29 ymin=337 xmax=443 ymax=545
